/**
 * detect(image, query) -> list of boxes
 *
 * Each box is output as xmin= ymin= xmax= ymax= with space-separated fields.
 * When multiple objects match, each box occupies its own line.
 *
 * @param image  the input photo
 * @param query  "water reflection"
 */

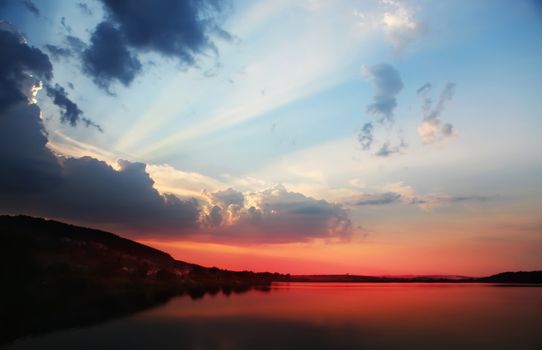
xmin=4 ymin=283 xmax=542 ymax=350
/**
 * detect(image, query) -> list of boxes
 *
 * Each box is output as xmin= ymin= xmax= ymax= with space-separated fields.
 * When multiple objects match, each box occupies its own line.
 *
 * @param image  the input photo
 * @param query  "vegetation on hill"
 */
xmin=0 ymin=215 xmax=288 ymax=344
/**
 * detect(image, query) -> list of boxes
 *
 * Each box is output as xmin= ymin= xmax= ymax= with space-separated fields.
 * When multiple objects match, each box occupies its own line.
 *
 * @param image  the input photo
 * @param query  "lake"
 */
xmin=4 ymin=283 xmax=542 ymax=350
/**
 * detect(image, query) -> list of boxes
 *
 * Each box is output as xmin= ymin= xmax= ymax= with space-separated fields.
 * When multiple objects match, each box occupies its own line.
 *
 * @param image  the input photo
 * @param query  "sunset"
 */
xmin=1 ymin=0 xmax=541 ymax=349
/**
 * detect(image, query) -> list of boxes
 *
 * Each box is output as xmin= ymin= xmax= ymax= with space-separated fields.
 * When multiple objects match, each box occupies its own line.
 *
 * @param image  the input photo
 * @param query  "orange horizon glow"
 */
xmin=138 ymin=235 xmax=541 ymax=277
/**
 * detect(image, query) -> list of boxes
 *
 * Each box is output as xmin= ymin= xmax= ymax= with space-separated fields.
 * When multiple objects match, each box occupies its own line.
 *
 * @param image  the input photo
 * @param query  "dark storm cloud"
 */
xmin=21 ymin=0 xmax=39 ymax=17
xmin=0 ymin=24 xmax=199 ymax=235
xmin=0 ymin=22 xmax=353 ymax=243
xmin=82 ymin=21 xmax=142 ymax=90
xmin=362 ymin=63 xmax=404 ymax=124
xmin=0 ymin=25 xmax=198 ymax=233
xmin=45 ymin=83 xmax=102 ymax=131
xmin=0 ymin=102 xmax=62 ymax=194
xmin=81 ymin=0 xmax=229 ymax=90
xmin=0 ymin=23 xmax=52 ymax=110
xmin=0 ymin=23 xmax=99 ymax=128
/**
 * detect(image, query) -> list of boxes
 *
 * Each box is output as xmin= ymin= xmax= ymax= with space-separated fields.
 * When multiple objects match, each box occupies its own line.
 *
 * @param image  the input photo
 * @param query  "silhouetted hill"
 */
xmin=0 ymin=215 xmax=287 ymax=345
xmin=291 ymin=272 xmax=542 ymax=283
xmin=477 ymin=271 xmax=542 ymax=284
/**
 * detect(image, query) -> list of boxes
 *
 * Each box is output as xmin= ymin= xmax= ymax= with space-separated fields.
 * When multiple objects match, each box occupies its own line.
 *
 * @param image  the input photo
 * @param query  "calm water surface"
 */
xmin=5 ymin=283 xmax=542 ymax=350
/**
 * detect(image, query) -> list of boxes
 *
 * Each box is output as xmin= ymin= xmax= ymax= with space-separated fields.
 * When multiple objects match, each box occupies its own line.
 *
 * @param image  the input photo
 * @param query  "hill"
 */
xmin=0 ymin=215 xmax=287 ymax=344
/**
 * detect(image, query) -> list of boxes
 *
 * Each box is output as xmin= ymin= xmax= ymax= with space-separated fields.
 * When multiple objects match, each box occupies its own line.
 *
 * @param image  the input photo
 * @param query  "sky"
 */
xmin=1 ymin=0 xmax=541 ymax=276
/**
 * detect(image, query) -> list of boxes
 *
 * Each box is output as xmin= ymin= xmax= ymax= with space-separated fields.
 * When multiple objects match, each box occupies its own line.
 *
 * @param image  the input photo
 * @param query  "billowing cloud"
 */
xmin=0 ymin=22 xmax=354 ymax=244
xmin=0 ymin=22 xmax=98 ymax=129
xmin=417 ymin=82 xmax=457 ymax=144
xmin=82 ymin=21 xmax=142 ymax=90
xmin=199 ymin=185 xmax=352 ymax=243
xmin=0 ymin=22 xmax=52 ymax=111
xmin=0 ymin=23 xmax=198 ymax=233
xmin=81 ymin=0 xmax=230 ymax=90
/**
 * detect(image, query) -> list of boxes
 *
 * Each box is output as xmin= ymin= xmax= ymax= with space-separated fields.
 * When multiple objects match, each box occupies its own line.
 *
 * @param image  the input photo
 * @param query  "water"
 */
xmin=5 ymin=283 xmax=542 ymax=350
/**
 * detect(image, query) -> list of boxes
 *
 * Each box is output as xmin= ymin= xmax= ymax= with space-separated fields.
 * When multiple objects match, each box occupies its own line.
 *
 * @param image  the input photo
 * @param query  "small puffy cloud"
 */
xmin=381 ymin=0 xmax=423 ymax=50
xmin=358 ymin=63 xmax=406 ymax=156
xmin=357 ymin=122 xmax=374 ymax=150
xmin=199 ymin=185 xmax=352 ymax=243
xmin=362 ymin=63 xmax=404 ymax=124
xmin=417 ymin=82 xmax=457 ymax=144
xmin=375 ymin=139 xmax=406 ymax=157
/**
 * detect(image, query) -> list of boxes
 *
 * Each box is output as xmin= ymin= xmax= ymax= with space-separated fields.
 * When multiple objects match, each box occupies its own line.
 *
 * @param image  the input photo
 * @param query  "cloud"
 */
xmin=45 ymin=44 xmax=73 ymax=60
xmin=358 ymin=63 xmax=406 ymax=155
xmin=0 ymin=22 xmax=99 ymax=129
xmin=77 ymin=2 xmax=92 ymax=15
xmin=381 ymin=0 xmax=422 ymax=50
xmin=362 ymin=63 xmax=404 ymax=124
xmin=0 ymin=23 xmax=198 ymax=233
xmin=81 ymin=0 xmax=230 ymax=90
xmin=199 ymin=185 xmax=352 ymax=243
xmin=82 ymin=21 xmax=142 ymax=90
xmin=21 ymin=0 xmax=39 ymax=17
xmin=357 ymin=122 xmax=374 ymax=150
xmin=347 ymin=182 xmax=490 ymax=210
xmin=375 ymin=139 xmax=406 ymax=157
xmin=0 ymin=23 xmax=354 ymax=244
xmin=417 ymin=82 xmax=457 ymax=144
xmin=351 ymin=192 xmax=401 ymax=206
xmin=0 ymin=22 xmax=52 ymax=111
xmin=0 ymin=102 xmax=62 ymax=194
xmin=45 ymin=83 xmax=102 ymax=131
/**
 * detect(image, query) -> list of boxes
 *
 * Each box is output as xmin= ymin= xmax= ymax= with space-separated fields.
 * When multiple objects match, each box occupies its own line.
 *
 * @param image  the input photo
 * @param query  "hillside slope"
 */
xmin=0 ymin=215 xmax=286 ymax=344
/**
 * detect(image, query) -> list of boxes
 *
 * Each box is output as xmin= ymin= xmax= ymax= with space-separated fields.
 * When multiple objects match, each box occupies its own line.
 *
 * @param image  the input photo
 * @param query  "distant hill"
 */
xmin=0 ymin=215 xmax=287 ymax=345
xmin=291 ymin=272 xmax=542 ymax=283
xmin=478 ymin=271 xmax=542 ymax=284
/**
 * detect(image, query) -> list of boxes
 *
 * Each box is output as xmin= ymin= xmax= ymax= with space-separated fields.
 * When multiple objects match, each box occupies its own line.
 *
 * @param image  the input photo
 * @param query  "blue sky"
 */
xmin=1 ymin=0 xmax=541 ymax=274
